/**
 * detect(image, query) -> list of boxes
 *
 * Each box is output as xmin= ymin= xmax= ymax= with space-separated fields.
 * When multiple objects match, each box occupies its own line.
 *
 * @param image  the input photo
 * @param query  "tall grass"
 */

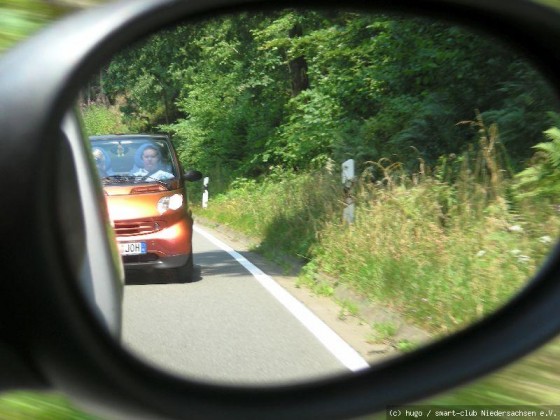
xmin=315 ymin=178 xmax=552 ymax=334
xmin=198 ymin=170 xmax=340 ymax=260
xmin=196 ymin=122 xmax=559 ymax=335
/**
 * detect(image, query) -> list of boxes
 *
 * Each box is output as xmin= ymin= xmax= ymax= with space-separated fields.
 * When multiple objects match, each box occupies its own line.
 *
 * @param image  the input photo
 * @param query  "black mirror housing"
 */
xmin=2 ymin=0 xmax=560 ymax=419
xmin=184 ymin=169 xmax=203 ymax=182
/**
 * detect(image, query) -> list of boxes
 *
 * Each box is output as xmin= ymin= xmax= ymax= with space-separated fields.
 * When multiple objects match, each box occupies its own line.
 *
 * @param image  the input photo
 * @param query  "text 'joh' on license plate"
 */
xmin=119 ymin=242 xmax=147 ymax=255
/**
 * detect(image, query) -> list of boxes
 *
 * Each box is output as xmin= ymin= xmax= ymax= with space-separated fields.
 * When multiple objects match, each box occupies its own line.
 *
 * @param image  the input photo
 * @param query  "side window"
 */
xmin=159 ymin=143 xmax=175 ymax=175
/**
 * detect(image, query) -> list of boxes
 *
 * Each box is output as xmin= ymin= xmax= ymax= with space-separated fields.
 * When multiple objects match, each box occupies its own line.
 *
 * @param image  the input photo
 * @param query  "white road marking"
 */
xmin=194 ymin=225 xmax=370 ymax=372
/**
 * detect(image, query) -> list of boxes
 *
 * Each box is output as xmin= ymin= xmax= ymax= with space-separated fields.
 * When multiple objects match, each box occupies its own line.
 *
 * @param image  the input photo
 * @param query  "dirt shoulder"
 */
xmin=193 ymin=215 xmax=431 ymax=364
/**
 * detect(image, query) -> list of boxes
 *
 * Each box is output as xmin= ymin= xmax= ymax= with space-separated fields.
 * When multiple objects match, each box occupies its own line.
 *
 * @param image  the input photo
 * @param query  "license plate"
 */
xmin=119 ymin=242 xmax=147 ymax=255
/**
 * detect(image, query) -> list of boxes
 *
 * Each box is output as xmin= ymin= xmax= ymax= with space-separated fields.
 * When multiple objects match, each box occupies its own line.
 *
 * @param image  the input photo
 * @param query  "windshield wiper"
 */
xmin=136 ymin=176 xmax=173 ymax=189
xmin=101 ymin=175 xmax=134 ymax=184
xmin=101 ymin=175 xmax=173 ymax=189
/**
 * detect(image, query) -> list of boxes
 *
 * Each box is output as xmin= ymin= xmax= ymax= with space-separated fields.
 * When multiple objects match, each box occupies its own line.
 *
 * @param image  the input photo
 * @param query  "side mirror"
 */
xmin=184 ymin=169 xmax=203 ymax=182
xmin=2 ymin=0 xmax=560 ymax=419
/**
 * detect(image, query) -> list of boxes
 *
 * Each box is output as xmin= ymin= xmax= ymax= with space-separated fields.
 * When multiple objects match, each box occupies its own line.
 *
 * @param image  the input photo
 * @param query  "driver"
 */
xmin=132 ymin=144 xmax=174 ymax=181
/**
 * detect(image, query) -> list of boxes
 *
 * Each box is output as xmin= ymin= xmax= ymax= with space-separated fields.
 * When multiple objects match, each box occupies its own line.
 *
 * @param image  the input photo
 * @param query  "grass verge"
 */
xmin=193 ymin=126 xmax=559 ymax=336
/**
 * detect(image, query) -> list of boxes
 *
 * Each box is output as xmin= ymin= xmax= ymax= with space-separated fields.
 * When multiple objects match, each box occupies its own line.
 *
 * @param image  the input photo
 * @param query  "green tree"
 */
xmin=92 ymin=10 xmax=557 ymax=181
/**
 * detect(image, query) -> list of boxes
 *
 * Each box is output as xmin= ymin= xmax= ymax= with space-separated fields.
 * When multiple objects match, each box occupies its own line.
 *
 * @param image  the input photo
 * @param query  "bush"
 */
xmin=80 ymin=104 xmax=129 ymax=136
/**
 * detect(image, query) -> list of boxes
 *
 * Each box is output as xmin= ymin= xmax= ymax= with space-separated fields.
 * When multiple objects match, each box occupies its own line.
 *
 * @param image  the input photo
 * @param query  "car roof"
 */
xmin=89 ymin=134 xmax=169 ymax=142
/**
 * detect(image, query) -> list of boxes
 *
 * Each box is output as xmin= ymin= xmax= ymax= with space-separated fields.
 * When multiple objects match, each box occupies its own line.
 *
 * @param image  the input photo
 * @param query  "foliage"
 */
xmin=91 ymin=10 xmax=557 ymax=184
xmin=196 ymin=126 xmax=560 ymax=334
xmin=514 ymin=126 xmax=560 ymax=200
xmin=429 ymin=338 xmax=560 ymax=405
xmin=0 ymin=0 xmax=64 ymax=52
xmin=198 ymin=168 xmax=339 ymax=259
xmin=80 ymin=104 xmax=130 ymax=136
xmin=0 ymin=0 xmax=106 ymax=53
xmin=0 ymin=392 xmax=97 ymax=420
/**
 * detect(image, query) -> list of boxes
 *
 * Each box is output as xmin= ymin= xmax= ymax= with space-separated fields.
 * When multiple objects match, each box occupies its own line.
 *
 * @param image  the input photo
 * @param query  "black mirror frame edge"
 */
xmin=1 ymin=0 xmax=560 ymax=418
xmin=184 ymin=170 xmax=204 ymax=182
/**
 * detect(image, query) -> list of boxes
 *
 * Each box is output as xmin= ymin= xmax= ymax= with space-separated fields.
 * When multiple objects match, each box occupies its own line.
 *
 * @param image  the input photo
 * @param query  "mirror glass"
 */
xmin=81 ymin=8 xmax=559 ymax=385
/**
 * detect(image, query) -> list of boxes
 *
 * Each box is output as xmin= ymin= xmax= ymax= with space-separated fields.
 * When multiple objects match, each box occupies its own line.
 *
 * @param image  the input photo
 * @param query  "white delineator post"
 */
xmin=202 ymin=177 xmax=209 ymax=208
xmin=342 ymin=159 xmax=355 ymax=224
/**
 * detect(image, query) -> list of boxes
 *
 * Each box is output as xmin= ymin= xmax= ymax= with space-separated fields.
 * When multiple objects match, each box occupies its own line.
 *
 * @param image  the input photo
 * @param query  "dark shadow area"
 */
xmin=253 ymin=175 xmax=340 ymax=263
xmin=125 ymin=264 xmax=202 ymax=285
xmin=257 ymin=208 xmax=334 ymax=263
xmin=124 ymin=249 xmax=255 ymax=285
xmin=194 ymin=250 xmax=254 ymax=278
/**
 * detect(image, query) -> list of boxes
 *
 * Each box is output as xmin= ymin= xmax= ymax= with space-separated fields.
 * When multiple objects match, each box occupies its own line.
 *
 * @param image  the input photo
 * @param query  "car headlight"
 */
xmin=157 ymin=194 xmax=183 ymax=214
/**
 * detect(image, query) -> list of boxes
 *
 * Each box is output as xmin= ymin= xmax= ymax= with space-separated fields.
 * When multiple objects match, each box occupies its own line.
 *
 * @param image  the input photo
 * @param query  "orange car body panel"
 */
xmin=106 ymin=189 xmax=193 ymax=258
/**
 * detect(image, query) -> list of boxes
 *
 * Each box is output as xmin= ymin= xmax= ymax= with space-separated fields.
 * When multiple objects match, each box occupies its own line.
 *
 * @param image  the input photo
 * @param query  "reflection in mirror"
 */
xmin=81 ymin=8 xmax=559 ymax=385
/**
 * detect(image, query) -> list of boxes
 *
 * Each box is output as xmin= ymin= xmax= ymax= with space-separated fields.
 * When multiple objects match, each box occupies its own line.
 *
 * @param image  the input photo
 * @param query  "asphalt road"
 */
xmin=121 ymin=223 xmax=368 ymax=386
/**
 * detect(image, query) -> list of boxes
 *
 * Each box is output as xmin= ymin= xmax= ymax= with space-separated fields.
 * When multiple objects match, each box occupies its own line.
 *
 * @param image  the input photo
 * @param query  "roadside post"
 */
xmin=202 ymin=177 xmax=209 ymax=208
xmin=342 ymin=159 xmax=355 ymax=224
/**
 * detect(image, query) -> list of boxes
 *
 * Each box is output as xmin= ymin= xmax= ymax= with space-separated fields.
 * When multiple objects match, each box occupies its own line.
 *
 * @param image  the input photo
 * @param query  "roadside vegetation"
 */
xmin=0 ymin=0 xmax=67 ymax=52
xmin=0 ymin=392 xmax=97 ymax=420
xmin=196 ymin=118 xmax=560 ymax=335
xmin=81 ymin=102 xmax=129 ymax=135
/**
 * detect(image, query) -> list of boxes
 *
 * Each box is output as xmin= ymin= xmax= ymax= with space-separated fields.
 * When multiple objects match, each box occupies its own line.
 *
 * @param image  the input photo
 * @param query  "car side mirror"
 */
xmin=2 ymin=0 xmax=560 ymax=419
xmin=184 ymin=169 xmax=203 ymax=182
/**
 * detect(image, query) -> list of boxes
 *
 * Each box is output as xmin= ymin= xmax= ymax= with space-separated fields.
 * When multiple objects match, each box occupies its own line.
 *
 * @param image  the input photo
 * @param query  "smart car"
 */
xmin=90 ymin=134 xmax=202 ymax=283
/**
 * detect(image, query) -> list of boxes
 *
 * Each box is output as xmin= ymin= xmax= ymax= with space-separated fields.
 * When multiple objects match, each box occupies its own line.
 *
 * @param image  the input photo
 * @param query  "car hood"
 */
xmin=104 ymin=186 xmax=170 ymax=220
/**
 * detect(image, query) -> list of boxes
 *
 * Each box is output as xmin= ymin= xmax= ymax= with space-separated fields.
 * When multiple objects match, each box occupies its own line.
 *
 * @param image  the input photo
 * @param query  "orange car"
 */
xmin=90 ymin=134 xmax=202 ymax=283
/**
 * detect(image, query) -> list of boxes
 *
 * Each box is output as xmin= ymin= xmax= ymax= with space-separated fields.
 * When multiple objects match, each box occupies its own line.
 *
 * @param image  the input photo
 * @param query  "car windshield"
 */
xmin=90 ymin=137 xmax=177 ymax=184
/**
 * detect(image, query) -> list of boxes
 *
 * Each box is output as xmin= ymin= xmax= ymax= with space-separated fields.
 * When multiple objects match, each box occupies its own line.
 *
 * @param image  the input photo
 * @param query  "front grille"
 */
xmin=114 ymin=220 xmax=164 ymax=236
xmin=123 ymin=253 xmax=160 ymax=264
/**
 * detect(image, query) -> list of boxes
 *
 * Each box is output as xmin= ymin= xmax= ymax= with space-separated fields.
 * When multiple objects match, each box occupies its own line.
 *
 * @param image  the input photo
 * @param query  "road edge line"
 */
xmin=193 ymin=224 xmax=370 ymax=372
